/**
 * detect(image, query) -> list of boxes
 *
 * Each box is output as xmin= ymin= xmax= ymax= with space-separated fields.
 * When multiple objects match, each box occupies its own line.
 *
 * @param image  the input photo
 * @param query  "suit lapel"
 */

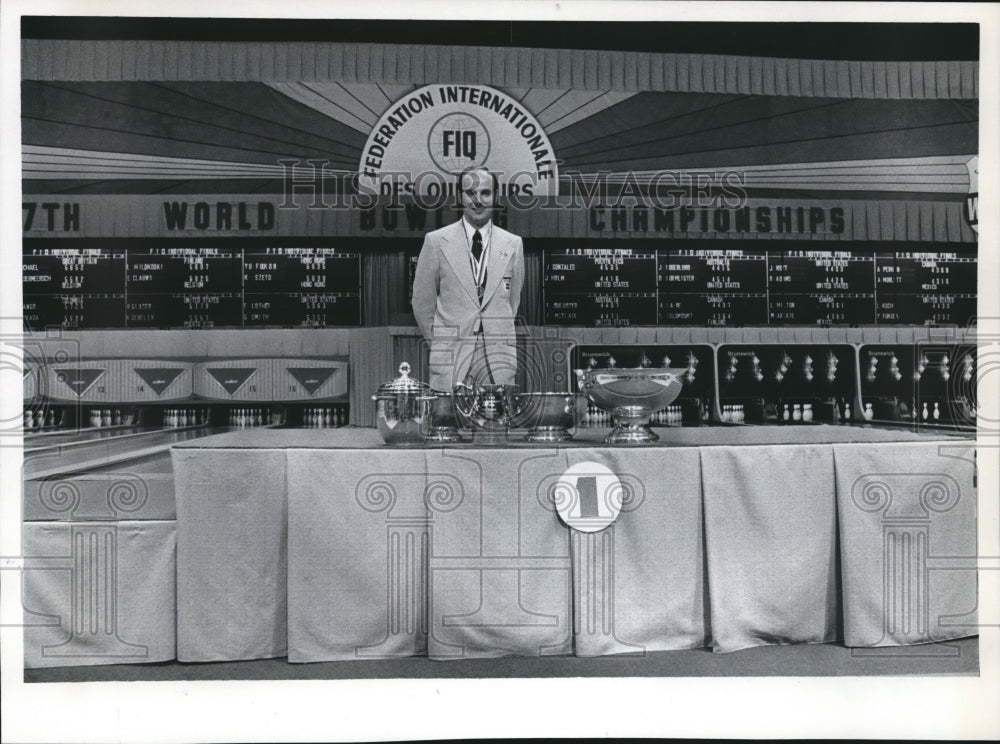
xmin=439 ymin=220 xmax=480 ymax=305
xmin=481 ymin=229 xmax=513 ymax=306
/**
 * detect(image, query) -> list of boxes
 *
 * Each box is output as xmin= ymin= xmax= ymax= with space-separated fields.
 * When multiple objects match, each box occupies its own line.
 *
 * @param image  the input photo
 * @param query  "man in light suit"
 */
xmin=412 ymin=166 xmax=524 ymax=391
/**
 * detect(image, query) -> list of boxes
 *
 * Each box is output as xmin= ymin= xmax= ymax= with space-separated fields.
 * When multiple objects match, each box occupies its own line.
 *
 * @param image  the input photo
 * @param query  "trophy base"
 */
xmin=470 ymin=429 xmax=510 ymax=445
xmin=425 ymin=426 xmax=463 ymax=442
xmin=524 ymin=426 xmax=573 ymax=443
xmin=604 ymin=422 xmax=660 ymax=445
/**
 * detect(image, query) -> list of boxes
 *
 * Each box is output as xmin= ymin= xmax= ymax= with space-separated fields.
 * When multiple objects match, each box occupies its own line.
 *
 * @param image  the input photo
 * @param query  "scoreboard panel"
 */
xmin=23 ymin=247 xmax=127 ymax=329
xmin=660 ymin=249 xmax=768 ymax=325
xmin=766 ymin=250 xmax=875 ymax=326
xmin=23 ymin=240 xmax=976 ymax=329
xmin=22 ymin=245 xmax=362 ymax=329
xmin=243 ymin=248 xmax=361 ymax=327
xmin=544 ymin=243 xmax=975 ymax=327
xmin=544 ymin=248 xmax=657 ymax=327
xmin=875 ymin=251 xmax=977 ymax=326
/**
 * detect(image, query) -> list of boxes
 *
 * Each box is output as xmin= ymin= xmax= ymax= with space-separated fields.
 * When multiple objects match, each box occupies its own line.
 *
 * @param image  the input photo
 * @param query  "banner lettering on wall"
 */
xmin=19 ymin=195 xmax=977 ymax=242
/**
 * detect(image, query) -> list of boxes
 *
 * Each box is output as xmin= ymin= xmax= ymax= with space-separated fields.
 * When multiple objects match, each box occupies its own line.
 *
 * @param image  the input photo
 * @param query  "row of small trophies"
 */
xmin=28 ymin=406 xmax=208 ymax=430
xmin=857 ymin=399 xmax=946 ymax=423
xmin=300 ymin=407 xmax=348 ymax=428
xmin=583 ymin=401 xmax=833 ymax=426
xmin=23 ymin=408 xmax=62 ymax=430
xmin=721 ymin=404 xmax=751 ymax=423
xmin=777 ymin=403 xmax=817 ymax=423
xmin=227 ymin=408 xmax=271 ymax=427
xmin=578 ymin=404 xmax=689 ymax=426
xmin=715 ymin=400 xmax=847 ymax=424
xmin=88 ymin=408 xmax=130 ymax=428
xmin=915 ymin=401 xmax=943 ymax=421
xmin=228 ymin=406 xmax=348 ymax=428
xmin=165 ymin=408 xmax=207 ymax=427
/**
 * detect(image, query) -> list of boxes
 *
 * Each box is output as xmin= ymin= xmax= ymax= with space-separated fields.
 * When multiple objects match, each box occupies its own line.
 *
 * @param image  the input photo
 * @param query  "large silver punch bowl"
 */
xmin=576 ymin=367 xmax=685 ymax=444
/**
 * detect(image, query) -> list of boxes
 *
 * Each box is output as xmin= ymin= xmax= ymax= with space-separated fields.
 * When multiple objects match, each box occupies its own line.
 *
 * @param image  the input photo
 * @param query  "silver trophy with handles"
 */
xmin=576 ymin=359 xmax=685 ymax=444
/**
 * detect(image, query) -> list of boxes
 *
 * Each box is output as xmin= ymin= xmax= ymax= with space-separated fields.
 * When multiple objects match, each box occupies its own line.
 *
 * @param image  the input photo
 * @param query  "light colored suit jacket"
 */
xmin=412 ymin=219 xmax=525 ymax=390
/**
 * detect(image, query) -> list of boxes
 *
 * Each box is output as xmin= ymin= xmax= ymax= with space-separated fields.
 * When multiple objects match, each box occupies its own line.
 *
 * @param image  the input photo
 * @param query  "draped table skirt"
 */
xmin=170 ymin=425 xmax=977 ymax=663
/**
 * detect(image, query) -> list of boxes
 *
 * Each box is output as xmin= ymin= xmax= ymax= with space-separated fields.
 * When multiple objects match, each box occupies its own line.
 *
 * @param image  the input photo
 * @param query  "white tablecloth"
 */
xmin=171 ymin=426 xmax=977 ymax=662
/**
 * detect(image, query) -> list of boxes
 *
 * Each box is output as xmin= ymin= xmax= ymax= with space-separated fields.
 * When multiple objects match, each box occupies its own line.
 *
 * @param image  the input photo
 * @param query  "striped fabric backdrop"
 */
xmin=21 ymin=41 xmax=978 ymax=99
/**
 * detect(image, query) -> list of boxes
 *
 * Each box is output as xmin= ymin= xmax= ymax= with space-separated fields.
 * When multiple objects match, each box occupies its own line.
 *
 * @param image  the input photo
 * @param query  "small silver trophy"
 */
xmin=453 ymin=383 xmax=521 ymax=441
xmin=511 ymin=392 xmax=578 ymax=442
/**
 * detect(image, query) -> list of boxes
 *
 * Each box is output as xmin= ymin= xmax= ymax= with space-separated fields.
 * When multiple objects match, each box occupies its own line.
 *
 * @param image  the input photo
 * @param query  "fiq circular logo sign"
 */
xmin=428 ymin=113 xmax=491 ymax=172
xmin=359 ymin=84 xmax=558 ymax=199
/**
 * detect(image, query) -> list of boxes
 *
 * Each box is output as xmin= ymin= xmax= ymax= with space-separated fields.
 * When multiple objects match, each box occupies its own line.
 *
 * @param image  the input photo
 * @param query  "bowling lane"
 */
xmin=23 ymin=426 xmax=232 ymax=480
xmin=23 ymin=448 xmax=178 ymax=522
xmin=24 ymin=425 xmax=160 ymax=451
xmin=24 ymin=425 xmax=209 ymax=455
xmin=82 ymin=451 xmax=174 ymax=474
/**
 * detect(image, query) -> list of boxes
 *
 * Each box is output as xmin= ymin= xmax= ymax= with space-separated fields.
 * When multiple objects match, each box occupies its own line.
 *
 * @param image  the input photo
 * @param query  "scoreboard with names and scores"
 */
xmin=544 ymin=245 xmax=976 ymax=327
xmin=22 ymin=246 xmax=362 ymax=329
xmin=23 ymin=243 xmax=976 ymax=329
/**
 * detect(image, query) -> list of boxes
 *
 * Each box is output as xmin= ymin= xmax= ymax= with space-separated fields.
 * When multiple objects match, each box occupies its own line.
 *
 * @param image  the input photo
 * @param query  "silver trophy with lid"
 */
xmin=371 ymin=362 xmax=436 ymax=445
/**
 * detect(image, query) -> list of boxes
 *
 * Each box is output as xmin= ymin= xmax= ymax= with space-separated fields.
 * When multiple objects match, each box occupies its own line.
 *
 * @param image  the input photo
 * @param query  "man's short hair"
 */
xmin=455 ymin=166 xmax=500 ymax=208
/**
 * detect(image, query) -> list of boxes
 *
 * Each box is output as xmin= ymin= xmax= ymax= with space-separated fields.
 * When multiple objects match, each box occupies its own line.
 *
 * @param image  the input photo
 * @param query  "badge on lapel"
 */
xmin=503 ymin=276 xmax=512 ymax=290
